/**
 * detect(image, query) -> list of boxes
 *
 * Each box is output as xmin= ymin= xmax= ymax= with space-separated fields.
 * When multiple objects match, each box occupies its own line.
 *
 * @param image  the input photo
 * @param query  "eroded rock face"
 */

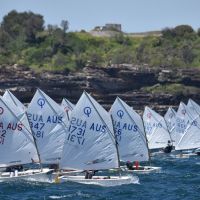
xmin=0 ymin=64 xmax=200 ymax=114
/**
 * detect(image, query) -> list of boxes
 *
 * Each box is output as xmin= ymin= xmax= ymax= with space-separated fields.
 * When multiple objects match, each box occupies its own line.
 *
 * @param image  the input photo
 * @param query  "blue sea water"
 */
xmin=0 ymin=154 xmax=200 ymax=200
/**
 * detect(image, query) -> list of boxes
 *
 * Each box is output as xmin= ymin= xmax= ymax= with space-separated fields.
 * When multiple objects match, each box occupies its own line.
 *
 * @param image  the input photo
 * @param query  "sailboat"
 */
xmin=187 ymin=99 xmax=200 ymax=155
xmin=0 ymin=96 xmax=53 ymax=181
xmin=58 ymin=92 xmax=139 ymax=186
xmin=164 ymin=107 xmax=176 ymax=145
xmin=143 ymin=106 xmax=172 ymax=153
xmin=110 ymin=97 xmax=160 ymax=173
xmin=187 ymin=99 xmax=200 ymax=118
xmin=2 ymin=90 xmax=26 ymax=113
xmin=175 ymin=101 xmax=200 ymax=156
xmin=27 ymin=89 xmax=69 ymax=166
xmin=174 ymin=102 xmax=192 ymax=149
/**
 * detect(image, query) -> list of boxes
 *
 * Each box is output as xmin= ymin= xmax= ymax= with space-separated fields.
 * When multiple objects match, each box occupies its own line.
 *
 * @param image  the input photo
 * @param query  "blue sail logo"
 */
xmin=37 ymin=98 xmax=45 ymax=108
xmin=117 ymin=110 xmax=124 ymax=119
xmin=0 ymin=107 xmax=4 ymax=115
xmin=84 ymin=107 xmax=92 ymax=117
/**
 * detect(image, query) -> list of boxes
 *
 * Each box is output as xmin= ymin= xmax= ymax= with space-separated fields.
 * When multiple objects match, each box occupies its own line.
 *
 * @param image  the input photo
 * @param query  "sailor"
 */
xmin=134 ymin=161 xmax=139 ymax=170
xmin=163 ymin=140 xmax=173 ymax=153
xmin=85 ymin=170 xmax=95 ymax=179
xmin=126 ymin=161 xmax=134 ymax=170
xmin=49 ymin=164 xmax=59 ymax=171
xmin=5 ymin=165 xmax=23 ymax=172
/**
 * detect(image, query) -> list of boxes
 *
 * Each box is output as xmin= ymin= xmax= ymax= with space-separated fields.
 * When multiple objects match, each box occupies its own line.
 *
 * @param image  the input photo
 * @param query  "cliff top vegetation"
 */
xmin=1 ymin=10 xmax=200 ymax=72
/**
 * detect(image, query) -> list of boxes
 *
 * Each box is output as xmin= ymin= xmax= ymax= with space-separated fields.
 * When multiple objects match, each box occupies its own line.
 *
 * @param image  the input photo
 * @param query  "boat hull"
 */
xmin=125 ymin=166 xmax=161 ymax=174
xmin=58 ymin=175 xmax=139 ymax=186
xmin=0 ymin=168 xmax=53 ymax=182
xmin=109 ymin=166 xmax=161 ymax=174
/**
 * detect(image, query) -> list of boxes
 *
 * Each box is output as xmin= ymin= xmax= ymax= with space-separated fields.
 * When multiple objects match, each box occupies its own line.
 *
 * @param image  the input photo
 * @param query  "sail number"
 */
xmin=29 ymin=122 xmax=45 ymax=138
xmin=66 ymin=125 xmax=85 ymax=145
xmin=0 ymin=130 xmax=6 ymax=145
xmin=114 ymin=128 xmax=122 ymax=142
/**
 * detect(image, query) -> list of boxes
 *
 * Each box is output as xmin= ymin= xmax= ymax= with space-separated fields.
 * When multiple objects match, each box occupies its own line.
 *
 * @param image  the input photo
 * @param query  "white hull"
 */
xmin=169 ymin=149 xmax=197 ymax=158
xmin=0 ymin=168 xmax=53 ymax=182
xmin=58 ymin=169 xmax=83 ymax=175
xmin=58 ymin=175 xmax=139 ymax=187
xmin=150 ymin=149 xmax=174 ymax=156
xmin=125 ymin=166 xmax=161 ymax=174
xmin=172 ymin=153 xmax=197 ymax=158
xmin=109 ymin=166 xmax=161 ymax=174
xmin=52 ymin=169 xmax=83 ymax=180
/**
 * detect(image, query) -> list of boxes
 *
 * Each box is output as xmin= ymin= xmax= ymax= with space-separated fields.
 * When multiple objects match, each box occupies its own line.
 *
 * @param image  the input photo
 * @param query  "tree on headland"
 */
xmin=1 ymin=10 xmax=44 ymax=43
xmin=61 ymin=20 xmax=69 ymax=33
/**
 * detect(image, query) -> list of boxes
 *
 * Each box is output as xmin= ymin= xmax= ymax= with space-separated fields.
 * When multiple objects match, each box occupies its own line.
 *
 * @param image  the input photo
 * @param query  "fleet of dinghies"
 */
xmin=0 ymin=88 xmax=200 ymax=186
xmin=58 ymin=92 xmax=138 ymax=186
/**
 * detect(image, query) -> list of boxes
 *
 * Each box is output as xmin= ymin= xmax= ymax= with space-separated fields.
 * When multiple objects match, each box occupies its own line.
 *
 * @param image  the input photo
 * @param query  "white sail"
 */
xmin=164 ymin=107 xmax=176 ymax=144
xmin=175 ymin=101 xmax=200 ymax=150
xmin=61 ymin=98 xmax=75 ymax=111
xmin=61 ymin=98 xmax=75 ymax=120
xmin=27 ymin=89 xmax=68 ymax=164
xmin=187 ymin=99 xmax=200 ymax=118
xmin=143 ymin=106 xmax=171 ymax=149
xmin=176 ymin=119 xmax=200 ymax=150
xmin=174 ymin=102 xmax=192 ymax=148
xmin=60 ymin=91 xmax=118 ymax=170
xmin=2 ymin=90 xmax=26 ymax=113
xmin=110 ymin=97 xmax=149 ymax=162
xmin=0 ymin=97 xmax=38 ymax=167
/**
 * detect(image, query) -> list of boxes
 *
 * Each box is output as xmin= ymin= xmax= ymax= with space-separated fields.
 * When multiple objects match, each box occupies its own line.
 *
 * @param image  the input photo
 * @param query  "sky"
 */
xmin=0 ymin=0 xmax=200 ymax=33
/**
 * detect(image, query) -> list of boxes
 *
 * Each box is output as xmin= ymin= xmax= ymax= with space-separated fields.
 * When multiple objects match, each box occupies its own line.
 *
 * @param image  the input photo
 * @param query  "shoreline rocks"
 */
xmin=1 ymin=64 xmax=200 ymax=115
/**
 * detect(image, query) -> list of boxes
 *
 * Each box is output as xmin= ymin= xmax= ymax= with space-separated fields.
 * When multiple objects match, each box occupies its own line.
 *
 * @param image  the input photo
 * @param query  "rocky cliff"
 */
xmin=0 ymin=64 xmax=200 ymax=114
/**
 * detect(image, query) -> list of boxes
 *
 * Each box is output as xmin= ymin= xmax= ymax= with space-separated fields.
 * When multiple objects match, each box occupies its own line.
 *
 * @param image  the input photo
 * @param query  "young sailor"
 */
xmin=126 ymin=161 xmax=134 ymax=170
xmin=163 ymin=140 xmax=173 ymax=153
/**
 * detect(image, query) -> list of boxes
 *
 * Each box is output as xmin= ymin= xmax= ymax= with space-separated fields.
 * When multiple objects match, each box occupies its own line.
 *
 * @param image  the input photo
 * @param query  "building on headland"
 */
xmin=103 ymin=24 xmax=122 ymax=32
xmin=93 ymin=23 xmax=122 ymax=32
xmin=90 ymin=23 xmax=122 ymax=37
xmin=90 ymin=23 xmax=161 ymax=37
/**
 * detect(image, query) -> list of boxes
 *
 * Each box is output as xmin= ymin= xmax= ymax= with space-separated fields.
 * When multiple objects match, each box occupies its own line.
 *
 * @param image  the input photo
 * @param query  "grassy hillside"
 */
xmin=1 ymin=10 xmax=200 ymax=72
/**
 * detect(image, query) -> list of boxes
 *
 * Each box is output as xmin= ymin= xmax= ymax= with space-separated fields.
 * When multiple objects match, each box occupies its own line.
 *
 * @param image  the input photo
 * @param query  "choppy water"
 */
xmin=0 ymin=154 xmax=200 ymax=200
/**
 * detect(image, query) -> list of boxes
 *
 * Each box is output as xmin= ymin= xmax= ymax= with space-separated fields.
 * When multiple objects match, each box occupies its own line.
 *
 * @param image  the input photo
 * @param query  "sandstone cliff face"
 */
xmin=0 ymin=64 xmax=200 ymax=114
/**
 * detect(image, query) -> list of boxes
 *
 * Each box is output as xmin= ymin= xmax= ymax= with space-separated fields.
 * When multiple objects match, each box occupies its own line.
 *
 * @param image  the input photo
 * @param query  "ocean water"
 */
xmin=0 ymin=154 xmax=200 ymax=200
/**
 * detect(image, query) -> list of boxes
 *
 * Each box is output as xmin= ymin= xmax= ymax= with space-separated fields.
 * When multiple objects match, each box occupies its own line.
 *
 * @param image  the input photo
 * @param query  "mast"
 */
xmin=25 ymin=111 xmax=43 ymax=171
xmin=110 ymin=115 xmax=122 ymax=173
xmin=163 ymin=108 xmax=174 ymax=147
xmin=141 ymin=114 xmax=151 ymax=166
